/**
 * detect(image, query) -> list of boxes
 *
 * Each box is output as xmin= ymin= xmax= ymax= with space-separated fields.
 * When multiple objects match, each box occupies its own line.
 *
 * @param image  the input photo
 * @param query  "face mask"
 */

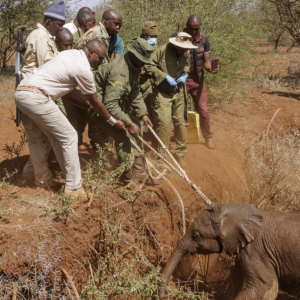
xmin=147 ymin=38 xmax=157 ymax=46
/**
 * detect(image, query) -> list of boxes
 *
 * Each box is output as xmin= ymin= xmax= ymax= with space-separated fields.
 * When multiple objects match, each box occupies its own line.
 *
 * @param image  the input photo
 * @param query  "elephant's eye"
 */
xmin=193 ymin=232 xmax=200 ymax=239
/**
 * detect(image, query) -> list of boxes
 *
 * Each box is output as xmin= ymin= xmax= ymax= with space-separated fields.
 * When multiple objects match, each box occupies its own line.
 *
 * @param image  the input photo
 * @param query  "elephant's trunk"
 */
xmin=158 ymin=241 xmax=187 ymax=299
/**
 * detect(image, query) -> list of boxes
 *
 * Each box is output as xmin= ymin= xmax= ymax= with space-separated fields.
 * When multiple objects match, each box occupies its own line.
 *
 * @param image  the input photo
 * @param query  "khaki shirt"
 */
xmin=21 ymin=23 xmax=58 ymax=78
xmin=144 ymin=43 xmax=190 ymax=86
xmin=74 ymin=22 xmax=110 ymax=64
xmin=92 ymin=52 xmax=148 ymax=126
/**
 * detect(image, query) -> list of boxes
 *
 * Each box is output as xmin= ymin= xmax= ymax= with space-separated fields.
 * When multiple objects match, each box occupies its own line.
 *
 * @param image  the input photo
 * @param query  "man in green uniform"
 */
xmin=85 ymin=38 xmax=159 ymax=185
xmin=72 ymin=10 xmax=96 ymax=47
xmin=144 ymin=32 xmax=197 ymax=168
xmin=138 ymin=21 xmax=158 ymax=121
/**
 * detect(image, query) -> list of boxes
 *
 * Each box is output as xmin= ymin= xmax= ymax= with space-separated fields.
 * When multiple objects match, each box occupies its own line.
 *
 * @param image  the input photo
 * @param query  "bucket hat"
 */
xmin=169 ymin=32 xmax=198 ymax=49
xmin=127 ymin=38 xmax=154 ymax=63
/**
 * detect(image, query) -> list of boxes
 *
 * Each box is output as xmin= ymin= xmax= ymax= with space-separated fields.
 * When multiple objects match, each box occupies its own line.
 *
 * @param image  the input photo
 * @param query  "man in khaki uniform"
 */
xmin=144 ymin=32 xmax=197 ymax=168
xmin=21 ymin=0 xmax=66 ymax=187
xmin=85 ymin=38 xmax=159 ymax=185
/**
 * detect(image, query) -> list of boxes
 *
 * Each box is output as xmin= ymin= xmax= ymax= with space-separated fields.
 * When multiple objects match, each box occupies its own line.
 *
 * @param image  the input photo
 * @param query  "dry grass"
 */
xmin=0 ymin=234 xmax=78 ymax=300
xmin=238 ymin=115 xmax=300 ymax=213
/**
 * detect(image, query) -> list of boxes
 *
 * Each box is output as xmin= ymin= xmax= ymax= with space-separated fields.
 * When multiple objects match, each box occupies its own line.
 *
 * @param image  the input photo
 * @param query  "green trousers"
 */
xmin=151 ymin=86 xmax=187 ymax=157
xmin=142 ymin=84 xmax=154 ymax=122
xmin=86 ymin=109 xmax=143 ymax=165
xmin=56 ymin=98 xmax=86 ymax=146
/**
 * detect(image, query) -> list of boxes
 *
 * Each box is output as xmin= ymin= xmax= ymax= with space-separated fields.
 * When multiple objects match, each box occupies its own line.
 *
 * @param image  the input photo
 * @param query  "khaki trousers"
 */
xmin=15 ymin=90 xmax=82 ymax=190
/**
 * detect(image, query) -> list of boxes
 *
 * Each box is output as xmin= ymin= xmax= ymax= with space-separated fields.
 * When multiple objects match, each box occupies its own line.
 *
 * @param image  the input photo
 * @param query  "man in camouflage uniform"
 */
xmin=62 ymin=9 xmax=122 ymax=151
xmin=85 ymin=38 xmax=160 ymax=185
xmin=72 ymin=10 xmax=96 ymax=47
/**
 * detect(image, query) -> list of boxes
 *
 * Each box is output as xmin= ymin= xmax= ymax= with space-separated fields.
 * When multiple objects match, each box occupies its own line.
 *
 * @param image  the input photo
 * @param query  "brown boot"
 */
xmin=205 ymin=138 xmax=216 ymax=149
xmin=64 ymin=187 xmax=91 ymax=200
xmin=132 ymin=158 xmax=160 ymax=185
xmin=176 ymin=155 xmax=187 ymax=169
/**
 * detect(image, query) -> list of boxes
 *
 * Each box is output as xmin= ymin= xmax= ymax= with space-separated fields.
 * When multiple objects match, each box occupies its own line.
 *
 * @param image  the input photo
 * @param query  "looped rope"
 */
xmin=130 ymin=139 xmax=186 ymax=235
xmin=147 ymin=126 xmax=213 ymax=207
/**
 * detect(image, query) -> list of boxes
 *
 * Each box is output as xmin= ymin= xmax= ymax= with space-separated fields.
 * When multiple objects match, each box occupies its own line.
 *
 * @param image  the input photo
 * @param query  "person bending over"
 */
xmin=85 ymin=38 xmax=160 ymax=185
xmin=15 ymin=40 xmax=125 ymax=198
xmin=55 ymin=28 xmax=73 ymax=51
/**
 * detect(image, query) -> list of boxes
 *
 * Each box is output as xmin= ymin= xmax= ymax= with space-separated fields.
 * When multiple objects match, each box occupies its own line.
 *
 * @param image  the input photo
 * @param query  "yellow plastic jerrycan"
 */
xmin=187 ymin=111 xmax=201 ymax=143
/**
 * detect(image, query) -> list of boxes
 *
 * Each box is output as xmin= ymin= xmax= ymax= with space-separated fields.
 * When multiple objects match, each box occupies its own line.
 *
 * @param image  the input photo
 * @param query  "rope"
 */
xmin=130 ymin=139 xmax=186 ymax=234
xmin=147 ymin=125 xmax=213 ymax=207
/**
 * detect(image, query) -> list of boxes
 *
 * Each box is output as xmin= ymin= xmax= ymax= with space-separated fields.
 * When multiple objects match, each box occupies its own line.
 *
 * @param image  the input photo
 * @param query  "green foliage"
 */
xmin=0 ymin=0 xmax=53 ymax=68
xmin=3 ymin=122 xmax=26 ymax=160
xmin=100 ymin=0 xmax=255 ymax=103
xmin=1 ymin=168 xmax=18 ymax=189
xmin=81 ymin=218 xmax=207 ymax=300
xmin=55 ymin=187 xmax=74 ymax=217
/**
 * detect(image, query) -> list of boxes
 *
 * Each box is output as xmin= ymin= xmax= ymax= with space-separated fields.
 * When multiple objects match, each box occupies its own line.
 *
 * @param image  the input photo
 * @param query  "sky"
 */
xmin=69 ymin=0 xmax=100 ymax=10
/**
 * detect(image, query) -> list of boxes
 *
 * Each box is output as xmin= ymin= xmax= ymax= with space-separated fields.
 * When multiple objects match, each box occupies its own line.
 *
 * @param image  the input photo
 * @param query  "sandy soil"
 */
xmin=0 ymin=42 xmax=300 ymax=299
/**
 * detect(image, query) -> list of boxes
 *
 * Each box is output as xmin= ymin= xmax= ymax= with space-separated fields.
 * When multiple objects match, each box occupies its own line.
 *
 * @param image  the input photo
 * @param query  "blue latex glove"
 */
xmin=176 ymin=73 xmax=188 ymax=84
xmin=165 ymin=75 xmax=177 ymax=86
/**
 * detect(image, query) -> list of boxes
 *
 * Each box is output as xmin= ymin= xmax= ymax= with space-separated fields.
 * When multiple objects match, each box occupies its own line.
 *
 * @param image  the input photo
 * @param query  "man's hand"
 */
xmin=210 ymin=65 xmax=219 ymax=75
xmin=141 ymin=115 xmax=153 ymax=127
xmin=115 ymin=120 xmax=126 ymax=131
xmin=127 ymin=122 xmax=141 ymax=138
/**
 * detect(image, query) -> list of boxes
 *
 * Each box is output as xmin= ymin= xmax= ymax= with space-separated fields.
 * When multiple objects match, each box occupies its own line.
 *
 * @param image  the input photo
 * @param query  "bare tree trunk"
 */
xmin=287 ymin=36 xmax=296 ymax=53
xmin=274 ymin=32 xmax=282 ymax=50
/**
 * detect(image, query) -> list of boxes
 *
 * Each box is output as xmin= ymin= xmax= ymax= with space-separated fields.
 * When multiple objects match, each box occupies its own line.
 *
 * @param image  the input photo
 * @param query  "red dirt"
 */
xmin=1 ymin=44 xmax=300 ymax=299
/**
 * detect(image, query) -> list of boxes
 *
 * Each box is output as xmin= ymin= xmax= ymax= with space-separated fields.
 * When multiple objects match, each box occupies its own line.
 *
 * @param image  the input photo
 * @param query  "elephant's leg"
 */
xmin=234 ymin=276 xmax=279 ymax=300
xmin=221 ymin=264 xmax=243 ymax=300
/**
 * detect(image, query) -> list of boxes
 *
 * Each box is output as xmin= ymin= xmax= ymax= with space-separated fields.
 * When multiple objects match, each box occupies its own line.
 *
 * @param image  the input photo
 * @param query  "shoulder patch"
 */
xmin=113 ymin=80 xmax=123 ymax=89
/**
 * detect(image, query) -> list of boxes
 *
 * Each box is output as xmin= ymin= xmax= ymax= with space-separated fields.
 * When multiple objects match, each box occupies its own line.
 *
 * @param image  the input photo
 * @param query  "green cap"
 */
xmin=127 ymin=38 xmax=154 ymax=64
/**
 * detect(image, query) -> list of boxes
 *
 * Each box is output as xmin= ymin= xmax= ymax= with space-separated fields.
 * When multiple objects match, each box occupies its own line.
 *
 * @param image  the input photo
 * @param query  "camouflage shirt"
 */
xmin=74 ymin=22 xmax=110 ymax=64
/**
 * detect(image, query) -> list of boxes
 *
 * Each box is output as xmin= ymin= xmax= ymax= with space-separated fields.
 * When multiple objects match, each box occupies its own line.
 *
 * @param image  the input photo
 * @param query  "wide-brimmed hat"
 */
xmin=169 ymin=32 xmax=197 ymax=49
xmin=127 ymin=38 xmax=154 ymax=63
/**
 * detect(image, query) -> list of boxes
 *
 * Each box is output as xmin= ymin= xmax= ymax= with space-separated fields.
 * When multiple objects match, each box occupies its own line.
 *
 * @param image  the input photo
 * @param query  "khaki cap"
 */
xmin=127 ymin=38 xmax=154 ymax=63
xmin=169 ymin=32 xmax=198 ymax=49
xmin=142 ymin=21 xmax=158 ymax=36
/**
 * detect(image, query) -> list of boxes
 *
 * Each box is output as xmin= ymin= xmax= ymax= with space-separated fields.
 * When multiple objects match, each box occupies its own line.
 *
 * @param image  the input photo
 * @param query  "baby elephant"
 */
xmin=159 ymin=203 xmax=300 ymax=300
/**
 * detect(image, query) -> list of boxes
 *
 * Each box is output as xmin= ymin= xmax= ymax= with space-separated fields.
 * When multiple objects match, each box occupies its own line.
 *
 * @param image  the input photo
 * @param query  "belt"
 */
xmin=17 ymin=86 xmax=45 ymax=95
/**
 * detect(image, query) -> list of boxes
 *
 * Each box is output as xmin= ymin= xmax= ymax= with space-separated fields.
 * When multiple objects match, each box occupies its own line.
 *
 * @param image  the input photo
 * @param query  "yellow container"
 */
xmin=187 ymin=111 xmax=201 ymax=144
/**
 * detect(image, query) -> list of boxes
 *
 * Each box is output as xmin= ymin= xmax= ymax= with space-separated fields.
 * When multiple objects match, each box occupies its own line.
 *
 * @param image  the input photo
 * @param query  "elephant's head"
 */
xmin=159 ymin=203 xmax=263 ymax=298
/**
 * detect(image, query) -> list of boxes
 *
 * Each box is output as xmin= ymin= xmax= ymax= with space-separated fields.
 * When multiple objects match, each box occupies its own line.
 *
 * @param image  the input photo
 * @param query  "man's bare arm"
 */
xmin=65 ymin=89 xmax=92 ymax=108
xmin=86 ymin=93 xmax=126 ymax=131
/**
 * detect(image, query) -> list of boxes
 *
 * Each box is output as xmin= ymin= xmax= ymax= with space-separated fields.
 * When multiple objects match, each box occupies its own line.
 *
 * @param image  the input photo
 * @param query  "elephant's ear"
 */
xmin=212 ymin=203 xmax=263 ymax=256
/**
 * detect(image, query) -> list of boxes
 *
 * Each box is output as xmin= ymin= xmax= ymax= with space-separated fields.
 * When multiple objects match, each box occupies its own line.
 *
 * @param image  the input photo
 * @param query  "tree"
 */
xmin=110 ymin=0 xmax=255 ymax=101
xmin=266 ymin=0 xmax=300 ymax=45
xmin=256 ymin=0 xmax=287 ymax=50
xmin=0 ymin=0 xmax=54 ymax=69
